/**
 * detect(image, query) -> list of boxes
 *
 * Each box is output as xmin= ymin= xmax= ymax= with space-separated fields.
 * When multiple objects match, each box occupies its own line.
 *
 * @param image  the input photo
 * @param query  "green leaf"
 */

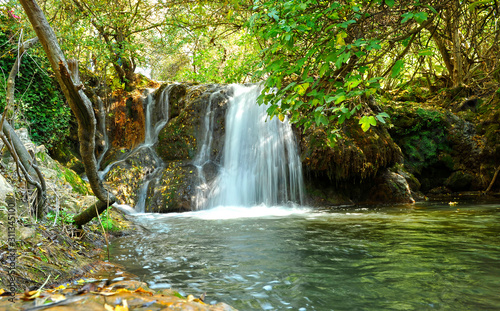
xmin=335 ymin=52 xmax=350 ymax=69
xmin=318 ymin=114 xmax=329 ymax=126
xmin=385 ymin=0 xmax=395 ymax=7
xmin=401 ymin=12 xmax=414 ymax=23
xmin=414 ymin=12 xmax=428 ymax=23
xmin=391 ymin=59 xmax=405 ymax=78
xmin=418 ymin=48 xmax=434 ymax=56
xmin=468 ymin=0 xmax=493 ymax=11
xmin=319 ymin=63 xmax=330 ymax=77
xmin=359 ymin=115 xmax=377 ymax=132
xmin=335 ymin=95 xmax=346 ymax=105
xmin=426 ymin=4 xmax=438 ymax=14
xmin=376 ymin=112 xmax=390 ymax=124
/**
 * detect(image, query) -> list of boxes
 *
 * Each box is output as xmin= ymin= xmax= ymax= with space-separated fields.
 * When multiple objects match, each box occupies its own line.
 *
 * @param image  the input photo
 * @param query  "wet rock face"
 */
xmin=145 ymin=84 xmax=229 ymax=212
xmin=387 ymin=104 xmax=497 ymax=195
xmin=367 ymin=170 xmax=415 ymax=204
xmin=144 ymin=161 xmax=197 ymax=213
xmin=300 ymin=121 xmax=403 ymax=183
xmin=105 ymin=147 xmax=162 ymax=207
xmin=101 ymin=83 xmax=231 ymax=212
xmin=300 ymin=113 xmax=406 ymax=206
xmin=156 ymin=85 xmax=229 ymax=162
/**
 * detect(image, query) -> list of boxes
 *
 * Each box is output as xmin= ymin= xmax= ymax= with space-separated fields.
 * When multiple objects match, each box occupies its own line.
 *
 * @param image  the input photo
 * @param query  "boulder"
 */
xmin=367 ymin=170 xmax=415 ymax=204
xmin=444 ymin=171 xmax=475 ymax=192
xmin=0 ymin=174 xmax=14 ymax=206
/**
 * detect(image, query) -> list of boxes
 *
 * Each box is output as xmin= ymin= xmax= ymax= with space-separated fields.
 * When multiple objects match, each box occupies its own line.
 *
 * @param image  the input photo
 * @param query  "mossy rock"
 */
xmin=145 ymin=161 xmax=197 ymax=213
xmin=301 ymin=115 xmax=402 ymax=182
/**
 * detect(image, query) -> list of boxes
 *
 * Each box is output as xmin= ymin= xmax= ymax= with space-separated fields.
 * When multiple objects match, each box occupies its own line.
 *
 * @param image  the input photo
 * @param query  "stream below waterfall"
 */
xmin=110 ymin=203 xmax=500 ymax=310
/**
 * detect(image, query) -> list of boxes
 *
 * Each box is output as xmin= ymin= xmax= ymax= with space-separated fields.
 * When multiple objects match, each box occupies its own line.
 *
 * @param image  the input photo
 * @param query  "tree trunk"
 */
xmin=452 ymin=0 xmax=463 ymax=86
xmin=426 ymin=24 xmax=454 ymax=81
xmin=20 ymin=0 xmax=117 ymax=225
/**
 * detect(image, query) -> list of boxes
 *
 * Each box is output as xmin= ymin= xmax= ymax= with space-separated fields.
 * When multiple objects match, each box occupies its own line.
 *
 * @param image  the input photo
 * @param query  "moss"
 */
xmin=302 ymin=116 xmax=402 ymax=182
xmin=387 ymin=105 xmax=451 ymax=174
xmin=53 ymin=166 xmax=91 ymax=195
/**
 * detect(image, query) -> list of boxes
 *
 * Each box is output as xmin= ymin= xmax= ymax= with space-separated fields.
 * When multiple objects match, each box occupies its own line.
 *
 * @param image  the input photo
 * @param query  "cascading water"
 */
xmin=101 ymin=87 xmax=170 ymax=211
xmin=199 ymin=84 xmax=305 ymax=209
xmin=144 ymin=85 xmax=173 ymax=147
xmin=133 ymin=86 xmax=173 ymax=210
xmin=193 ymin=91 xmax=218 ymax=209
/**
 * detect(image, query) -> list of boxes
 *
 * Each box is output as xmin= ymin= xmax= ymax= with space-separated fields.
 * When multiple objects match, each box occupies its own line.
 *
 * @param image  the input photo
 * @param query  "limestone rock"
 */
xmin=368 ymin=170 xmax=415 ymax=204
xmin=0 ymin=174 xmax=14 ymax=206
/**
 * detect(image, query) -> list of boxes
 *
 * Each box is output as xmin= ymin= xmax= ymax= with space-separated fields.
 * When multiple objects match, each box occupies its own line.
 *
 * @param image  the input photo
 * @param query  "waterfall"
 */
xmin=144 ymin=85 xmax=173 ymax=147
xmin=200 ymin=84 xmax=305 ymax=208
xmin=133 ymin=86 xmax=172 ymax=210
xmin=194 ymin=91 xmax=220 ymax=209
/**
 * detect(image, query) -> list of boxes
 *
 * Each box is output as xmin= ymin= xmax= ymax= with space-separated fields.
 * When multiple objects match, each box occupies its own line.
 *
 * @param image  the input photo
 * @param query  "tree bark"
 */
xmin=452 ymin=0 xmax=463 ymax=86
xmin=20 ymin=0 xmax=117 ymax=225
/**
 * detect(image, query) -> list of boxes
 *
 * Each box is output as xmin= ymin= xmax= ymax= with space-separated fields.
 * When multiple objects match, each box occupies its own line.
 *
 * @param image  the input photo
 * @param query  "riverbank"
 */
xmin=0 ymin=205 xmax=236 ymax=310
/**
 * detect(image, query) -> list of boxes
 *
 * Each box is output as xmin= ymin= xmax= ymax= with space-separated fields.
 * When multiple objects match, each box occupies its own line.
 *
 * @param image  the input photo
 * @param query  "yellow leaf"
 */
xmin=336 ymin=34 xmax=345 ymax=45
xmin=0 ymin=289 xmax=5 ymax=295
xmin=116 ymin=288 xmax=131 ymax=294
xmin=133 ymin=287 xmax=153 ymax=296
xmin=193 ymin=298 xmax=206 ymax=305
xmin=278 ymin=113 xmax=285 ymax=122
xmin=104 ymin=303 xmax=115 ymax=311
xmin=115 ymin=299 xmax=129 ymax=311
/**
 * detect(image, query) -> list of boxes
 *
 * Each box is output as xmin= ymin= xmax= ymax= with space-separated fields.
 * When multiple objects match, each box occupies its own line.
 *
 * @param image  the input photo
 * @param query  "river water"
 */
xmin=109 ymin=202 xmax=500 ymax=310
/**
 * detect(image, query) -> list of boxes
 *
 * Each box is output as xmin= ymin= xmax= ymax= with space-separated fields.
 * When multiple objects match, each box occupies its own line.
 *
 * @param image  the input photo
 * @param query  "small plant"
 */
xmin=46 ymin=209 xmax=75 ymax=225
xmin=100 ymin=208 xmax=119 ymax=231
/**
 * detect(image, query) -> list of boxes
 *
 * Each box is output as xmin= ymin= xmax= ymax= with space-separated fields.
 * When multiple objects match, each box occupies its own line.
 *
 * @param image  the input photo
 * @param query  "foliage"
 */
xmin=249 ymin=0 xmax=500 ymax=141
xmin=46 ymin=209 xmax=75 ymax=225
xmin=389 ymin=106 xmax=451 ymax=173
xmin=0 ymin=10 xmax=71 ymax=148
xmin=100 ymin=208 xmax=119 ymax=231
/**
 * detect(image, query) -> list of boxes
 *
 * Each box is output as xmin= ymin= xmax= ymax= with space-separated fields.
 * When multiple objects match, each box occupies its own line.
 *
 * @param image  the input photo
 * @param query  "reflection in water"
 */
xmin=110 ymin=203 xmax=500 ymax=310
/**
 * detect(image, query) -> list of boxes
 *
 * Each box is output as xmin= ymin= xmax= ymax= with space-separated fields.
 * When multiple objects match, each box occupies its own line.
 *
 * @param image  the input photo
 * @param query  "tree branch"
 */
xmin=20 ymin=0 xmax=117 ymax=225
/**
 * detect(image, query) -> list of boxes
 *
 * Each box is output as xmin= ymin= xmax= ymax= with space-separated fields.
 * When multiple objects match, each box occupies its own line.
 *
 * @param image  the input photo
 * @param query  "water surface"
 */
xmin=110 ymin=203 xmax=500 ymax=310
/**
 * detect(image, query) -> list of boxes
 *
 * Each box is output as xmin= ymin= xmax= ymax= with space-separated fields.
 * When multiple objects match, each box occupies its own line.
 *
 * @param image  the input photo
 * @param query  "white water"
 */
xmin=144 ymin=85 xmax=173 ymax=147
xmin=193 ymin=91 xmax=222 ymax=209
xmin=148 ymin=205 xmax=312 ymax=220
xmin=200 ymin=84 xmax=305 ymax=209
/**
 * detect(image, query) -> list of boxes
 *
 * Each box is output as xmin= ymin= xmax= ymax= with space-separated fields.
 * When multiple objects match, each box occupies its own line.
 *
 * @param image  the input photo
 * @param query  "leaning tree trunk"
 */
xmin=20 ymin=0 xmax=117 ymax=226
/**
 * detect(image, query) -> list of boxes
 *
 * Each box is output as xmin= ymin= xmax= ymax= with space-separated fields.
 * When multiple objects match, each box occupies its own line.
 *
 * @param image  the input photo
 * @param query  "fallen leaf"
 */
xmin=0 ymin=289 xmax=5 ymax=295
xmin=50 ymin=294 xmax=66 ymax=302
xmin=115 ymin=299 xmax=129 ymax=311
xmin=21 ymin=290 xmax=42 ymax=300
xmin=116 ymin=288 xmax=131 ymax=294
xmin=104 ymin=303 xmax=115 ymax=311
xmin=133 ymin=287 xmax=153 ymax=296
xmin=92 ymin=291 xmax=118 ymax=296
